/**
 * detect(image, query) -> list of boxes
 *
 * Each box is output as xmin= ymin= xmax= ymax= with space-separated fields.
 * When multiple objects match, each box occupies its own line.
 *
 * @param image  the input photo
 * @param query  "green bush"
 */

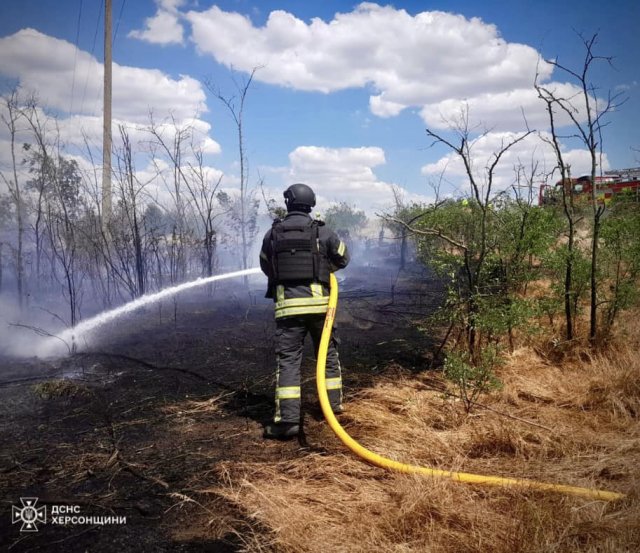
xmin=444 ymin=346 xmax=503 ymax=413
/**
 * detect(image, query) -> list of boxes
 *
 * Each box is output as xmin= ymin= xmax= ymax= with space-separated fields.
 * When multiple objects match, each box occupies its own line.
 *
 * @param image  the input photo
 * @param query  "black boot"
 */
xmin=263 ymin=422 xmax=300 ymax=440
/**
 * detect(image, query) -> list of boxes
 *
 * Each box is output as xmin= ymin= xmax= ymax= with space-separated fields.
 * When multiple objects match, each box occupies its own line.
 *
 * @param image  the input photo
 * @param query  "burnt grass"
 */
xmin=0 ymin=262 xmax=445 ymax=552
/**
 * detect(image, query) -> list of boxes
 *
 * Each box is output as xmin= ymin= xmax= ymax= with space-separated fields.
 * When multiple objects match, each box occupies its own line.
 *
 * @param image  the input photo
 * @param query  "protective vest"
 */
xmin=270 ymin=218 xmax=330 ymax=285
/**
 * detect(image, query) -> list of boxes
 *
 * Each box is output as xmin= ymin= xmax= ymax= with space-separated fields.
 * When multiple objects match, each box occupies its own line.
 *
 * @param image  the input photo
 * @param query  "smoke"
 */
xmin=0 ymin=230 xmax=417 ymax=361
xmin=0 ymin=294 xmax=69 ymax=359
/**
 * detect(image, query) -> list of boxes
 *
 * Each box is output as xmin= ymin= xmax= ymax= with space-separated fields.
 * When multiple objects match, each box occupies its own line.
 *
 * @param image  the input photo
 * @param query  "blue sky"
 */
xmin=0 ymin=0 xmax=638 ymax=213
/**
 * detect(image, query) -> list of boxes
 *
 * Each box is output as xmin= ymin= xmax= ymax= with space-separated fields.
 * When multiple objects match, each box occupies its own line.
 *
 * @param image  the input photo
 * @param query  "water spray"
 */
xmin=316 ymin=273 xmax=626 ymax=502
xmin=37 ymin=268 xmax=263 ymax=357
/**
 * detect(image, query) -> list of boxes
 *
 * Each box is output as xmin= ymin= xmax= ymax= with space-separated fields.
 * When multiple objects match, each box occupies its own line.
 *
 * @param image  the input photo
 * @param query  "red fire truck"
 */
xmin=539 ymin=167 xmax=640 ymax=206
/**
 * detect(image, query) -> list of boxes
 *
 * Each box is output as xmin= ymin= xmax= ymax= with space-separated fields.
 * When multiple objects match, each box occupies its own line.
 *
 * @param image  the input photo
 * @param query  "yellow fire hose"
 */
xmin=315 ymin=273 xmax=625 ymax=502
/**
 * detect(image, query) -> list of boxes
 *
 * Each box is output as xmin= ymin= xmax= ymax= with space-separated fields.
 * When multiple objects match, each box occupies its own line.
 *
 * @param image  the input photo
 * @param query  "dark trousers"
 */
xmin=274 ymin=314 xmax=343 ymax=424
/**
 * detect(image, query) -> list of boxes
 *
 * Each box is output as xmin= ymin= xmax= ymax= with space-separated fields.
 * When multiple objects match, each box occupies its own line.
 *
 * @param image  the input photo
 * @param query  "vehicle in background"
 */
xmin=539 ymin=167 xmax=640 ymax=206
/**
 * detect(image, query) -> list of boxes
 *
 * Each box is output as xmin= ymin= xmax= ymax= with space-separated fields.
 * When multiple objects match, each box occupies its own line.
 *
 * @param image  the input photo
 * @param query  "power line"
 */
xmin=80 ymin=0 xmax=104 ymax=115
xmin=69 ymin=0 xmax=83 ymax=114
xmin=113 ymin=0 xmax=127 ymax=46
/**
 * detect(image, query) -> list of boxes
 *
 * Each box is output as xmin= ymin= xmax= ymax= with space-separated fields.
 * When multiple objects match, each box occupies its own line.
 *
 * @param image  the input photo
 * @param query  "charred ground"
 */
xmin=0 ymin=262 xmax=443 ymax=552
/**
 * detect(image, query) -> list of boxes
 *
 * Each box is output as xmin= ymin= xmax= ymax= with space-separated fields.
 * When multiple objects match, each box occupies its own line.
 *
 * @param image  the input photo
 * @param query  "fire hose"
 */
xmin=315 ymin=273 xmax=625 ymax=502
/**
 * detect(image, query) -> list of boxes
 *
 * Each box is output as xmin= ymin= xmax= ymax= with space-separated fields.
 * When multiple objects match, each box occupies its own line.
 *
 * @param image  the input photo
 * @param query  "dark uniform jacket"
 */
xmin=259 ymin=211 xmax=350 ymax=318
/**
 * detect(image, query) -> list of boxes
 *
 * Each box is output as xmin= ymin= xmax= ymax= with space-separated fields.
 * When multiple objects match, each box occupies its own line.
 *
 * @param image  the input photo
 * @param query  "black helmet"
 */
xmin=284 ymin=183 xmax=316 ymax=212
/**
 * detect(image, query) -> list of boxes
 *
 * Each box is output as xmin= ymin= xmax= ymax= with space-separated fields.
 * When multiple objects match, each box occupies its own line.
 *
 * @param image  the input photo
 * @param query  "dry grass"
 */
xmin=161 ymin=392 xmax=230 ymax=418
xmin=32 ymin=379 xmax=91 ymax=399
xmin=176 ymin=311 xmax=640 ymax=552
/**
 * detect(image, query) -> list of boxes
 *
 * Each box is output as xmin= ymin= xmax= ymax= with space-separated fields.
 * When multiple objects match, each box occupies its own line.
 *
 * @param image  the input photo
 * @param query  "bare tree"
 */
xmin=78 ymin=131 xmax=117 ymax=308
xmin=0 ymin=193 xmax=13 ymax=294
xmin=0 ymin=89 xmax=27 ymax=308
xmin=507 ymin=158 xmax=544 ymax=296
xmin=184 ymin=147 xmax=225 ymax=278
xmin=389 ymin=185 xmax=410 ymax=270
xmin=147 ymin=114 xmax=197 ymax=284
xmin=535 ymin=83 xmax=578 ymax=340
xmin=536 ymin=33 xmax=624 ymax=342
xmin=21 ymin=95 xmax=67 ymax=291
xmin=21 ymin=109 xmax=85 ymax=327
xmin=208 ymin=67 xmax=261 ymax=286
xmin=115 ymin=125 xmax=146 ymax=296
xmin=44 ymin=164 xmax=85 ymax=329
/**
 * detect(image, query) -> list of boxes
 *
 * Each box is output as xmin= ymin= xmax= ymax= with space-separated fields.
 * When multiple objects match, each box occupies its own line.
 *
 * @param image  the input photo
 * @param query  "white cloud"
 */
xmin=369 ymin=95 xmax=406 ymax=118
xmin=55 ymin=114 xmax=220 ymax=157
xmin=286 ymin=145 xmax=429 ymax=213
xmin=183 ymin=3 xmax=613 ymax=134
xmin=186 ymin=3 xmax=553 ymax=118
xmin=0 ymin=29 xmax=219 ymax=169
xmin=420 ymin=82 xmax=604 ymax=132
xmin=0 ymin=29 xmax=207 ymax=122
xmin=128 ymin=11 xmax=184 ymax=45
xmin=129 ymin=0 xmax=186 ymax=45
xmin=421 ymin=131 xmax=611 ymax=195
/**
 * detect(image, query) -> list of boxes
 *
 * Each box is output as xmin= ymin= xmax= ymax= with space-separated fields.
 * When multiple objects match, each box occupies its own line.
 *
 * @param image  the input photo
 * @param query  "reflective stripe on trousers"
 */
xmin=273 ymin=314 xmax=342 ymax=424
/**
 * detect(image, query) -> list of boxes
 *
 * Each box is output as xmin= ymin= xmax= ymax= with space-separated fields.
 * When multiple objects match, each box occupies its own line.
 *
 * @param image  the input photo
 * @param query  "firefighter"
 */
xmin=260 ymin=183 xmax=350 ymax=439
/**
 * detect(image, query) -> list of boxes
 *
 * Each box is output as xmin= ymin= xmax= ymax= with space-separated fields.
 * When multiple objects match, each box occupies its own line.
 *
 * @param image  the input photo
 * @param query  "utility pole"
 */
xmin=101 ymin=0 xmax=112 ymax=234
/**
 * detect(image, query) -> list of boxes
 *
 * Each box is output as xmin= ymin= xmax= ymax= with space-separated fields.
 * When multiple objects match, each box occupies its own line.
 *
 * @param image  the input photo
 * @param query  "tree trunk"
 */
xmin=133 ymin=208 xmax=144 ymax=296
xmin=9 ymin=123 xmax=25 ymax=309
xmin=589 ymin=208 xmax=602 ymax=341
xmin=562 ymin=168 xmax=575 ymax=341
xmin=399 ymin=228 xmax=407 ymax=270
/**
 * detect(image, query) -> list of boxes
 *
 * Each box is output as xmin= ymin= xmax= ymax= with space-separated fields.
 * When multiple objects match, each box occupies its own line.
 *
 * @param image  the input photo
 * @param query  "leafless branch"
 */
xmin=380 ymin=215 xmax=468 ymax=252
